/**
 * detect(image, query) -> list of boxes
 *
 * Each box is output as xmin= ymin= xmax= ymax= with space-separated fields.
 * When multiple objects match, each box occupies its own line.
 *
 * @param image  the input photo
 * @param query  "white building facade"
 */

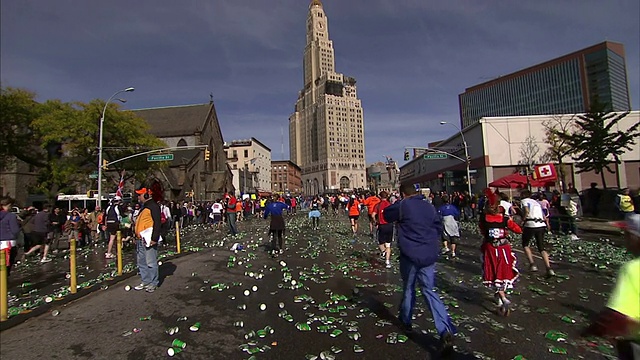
xmin=400 ymin=111 xmax=640 ymax=193
xmin=289 ymin=0 xmax=367 ymax=195
xmin=225 ymin=138 xmax=272 ymax=194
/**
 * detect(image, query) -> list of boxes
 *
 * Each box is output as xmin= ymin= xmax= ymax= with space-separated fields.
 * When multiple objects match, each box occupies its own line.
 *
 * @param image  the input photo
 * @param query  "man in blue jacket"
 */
xmin=383 ymin=183 xmax=456 ymax=357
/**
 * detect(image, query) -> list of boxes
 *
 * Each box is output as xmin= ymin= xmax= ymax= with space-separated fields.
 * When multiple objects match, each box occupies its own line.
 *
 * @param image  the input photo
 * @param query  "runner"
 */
xmin=308 ymin=203 xmax=321 ymax=230
xmin=347 ymin=195 xmax=361 ymax=236
xmin=479 ymin=189 xmax=522 ymax=316
xmin=582 ymin=214 xmax=640 ymax=358
xmin=210 ymin=199 xmax=224 ymax=231
xmin=264 ymin=195 xmax=289 ymax=255
xmin=363 ymin=193 xmax=381 ymax=238
xmin=372 ymin=191 xmax=393 ymax=268
xmin=520 ymin=190 xmax=555 ymax=277
xmin=438 ymin=197 xmax=461 ymax=258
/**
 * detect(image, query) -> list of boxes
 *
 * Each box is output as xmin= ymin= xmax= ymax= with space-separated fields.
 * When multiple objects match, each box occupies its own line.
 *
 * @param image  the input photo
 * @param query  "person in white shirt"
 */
xmin=520 ymin=190 xmax=554 ymax=276
xmin=210 ymin=200 xmax=224 ymax=231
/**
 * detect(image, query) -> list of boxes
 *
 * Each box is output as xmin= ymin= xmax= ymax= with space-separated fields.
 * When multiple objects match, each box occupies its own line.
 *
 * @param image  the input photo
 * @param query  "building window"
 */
xmin=244 ymin=150 xmax=249 ymax=157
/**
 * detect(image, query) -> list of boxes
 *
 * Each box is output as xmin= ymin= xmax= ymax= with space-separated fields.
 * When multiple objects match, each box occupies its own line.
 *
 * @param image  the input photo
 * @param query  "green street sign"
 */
xmin=147 ymin=154 xmax=174 ymax=162
xmin=424 ymin=153 xmax=448 ymax=160
xmin=89 ymin=173 xmax=98 ymax=179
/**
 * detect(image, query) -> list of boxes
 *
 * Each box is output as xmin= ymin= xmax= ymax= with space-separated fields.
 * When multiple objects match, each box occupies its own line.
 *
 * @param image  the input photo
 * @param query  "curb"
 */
xmin=0 ymin=248 xmax=197 ymax=332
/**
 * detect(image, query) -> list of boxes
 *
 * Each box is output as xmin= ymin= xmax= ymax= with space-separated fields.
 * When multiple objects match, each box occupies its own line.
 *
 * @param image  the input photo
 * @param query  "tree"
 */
xmin=553 ymin=100 xmax=639 ymax=188
xmin=542 ymin=114 xmax=577 ymax=192
xmin=0 ymin=88 xmax=45 ymax=168
xmin=1 ymin=86 xmax=167 ymax=202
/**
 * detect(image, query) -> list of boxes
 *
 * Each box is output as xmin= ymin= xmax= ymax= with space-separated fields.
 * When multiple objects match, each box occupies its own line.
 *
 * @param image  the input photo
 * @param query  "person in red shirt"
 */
xmin=347 ymin=195 xmax=361 ymax=236
xmin=372 ymin=191 xmax=393 ymax=268
xmin=364 ymin=193 xmax=381 ymax=238
xmin=226 ymin=194 xmax=238 ymax=235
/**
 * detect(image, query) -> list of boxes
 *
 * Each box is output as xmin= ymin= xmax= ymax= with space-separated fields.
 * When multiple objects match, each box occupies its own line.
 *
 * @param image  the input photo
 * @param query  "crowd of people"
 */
xmin=1 ymin=182 xmax=638 ymax=358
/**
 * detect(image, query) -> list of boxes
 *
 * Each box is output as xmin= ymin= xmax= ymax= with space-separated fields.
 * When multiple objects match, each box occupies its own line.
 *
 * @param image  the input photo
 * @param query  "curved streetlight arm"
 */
xmin=97 ymin=87 xmax=134 ymax=205
xmin=440 ymin=121 xmax=472 ymax=195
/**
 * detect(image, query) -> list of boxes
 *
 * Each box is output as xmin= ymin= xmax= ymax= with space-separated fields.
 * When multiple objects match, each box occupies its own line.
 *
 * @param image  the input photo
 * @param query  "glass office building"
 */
xmin=459 ymin=41 xmax=631 ymax=128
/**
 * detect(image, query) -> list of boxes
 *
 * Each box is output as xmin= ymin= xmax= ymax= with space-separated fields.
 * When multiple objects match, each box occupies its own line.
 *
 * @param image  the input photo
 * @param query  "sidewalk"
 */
xmin=576 ymin=218 xmax=623 ymax=236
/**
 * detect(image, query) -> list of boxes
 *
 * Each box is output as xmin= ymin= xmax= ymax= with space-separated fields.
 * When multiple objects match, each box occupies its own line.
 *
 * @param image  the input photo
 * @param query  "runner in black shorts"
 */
xmin=521 ymin=227 xmax=546 ymax=252
xmin=520 ymin=190 xmax=555 ymax=277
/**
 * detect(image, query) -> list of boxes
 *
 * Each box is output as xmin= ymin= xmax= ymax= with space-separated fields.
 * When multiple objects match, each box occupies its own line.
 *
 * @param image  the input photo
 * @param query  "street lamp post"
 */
xmin=97 ymin=87 xmax=135 ymax=207
xmin=440 ymin=121 xmax=472 ymax=196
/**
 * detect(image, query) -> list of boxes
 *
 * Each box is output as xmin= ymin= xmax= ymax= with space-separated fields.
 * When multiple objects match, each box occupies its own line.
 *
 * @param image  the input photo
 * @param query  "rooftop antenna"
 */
xmin=209 ymin=93 xmax=213 ymax=104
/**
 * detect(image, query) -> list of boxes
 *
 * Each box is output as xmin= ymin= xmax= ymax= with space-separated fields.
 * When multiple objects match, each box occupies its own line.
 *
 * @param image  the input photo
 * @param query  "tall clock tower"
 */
xmin=290 ymin=0 xmax=367 ymax=195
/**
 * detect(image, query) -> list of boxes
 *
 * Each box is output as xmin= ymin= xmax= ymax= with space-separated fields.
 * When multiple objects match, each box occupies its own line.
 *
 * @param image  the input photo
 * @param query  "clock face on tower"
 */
xmin=316 ymin=20 xmax=325 ymax=31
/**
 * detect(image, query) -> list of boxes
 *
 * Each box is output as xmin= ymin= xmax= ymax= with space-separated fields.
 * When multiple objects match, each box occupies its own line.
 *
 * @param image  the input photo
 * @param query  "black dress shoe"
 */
xmin=440 ymin=332 xmax=454 ymax=358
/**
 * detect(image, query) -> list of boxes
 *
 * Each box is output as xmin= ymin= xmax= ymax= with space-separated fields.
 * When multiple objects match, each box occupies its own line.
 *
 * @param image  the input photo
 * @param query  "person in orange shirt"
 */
xmin=364 ymin=193 xmax=381 ymax=238
xmin=235 ymin=199 xmax=244 ymax=222
xmin=347 ymin=195 xmax=361 ymax=236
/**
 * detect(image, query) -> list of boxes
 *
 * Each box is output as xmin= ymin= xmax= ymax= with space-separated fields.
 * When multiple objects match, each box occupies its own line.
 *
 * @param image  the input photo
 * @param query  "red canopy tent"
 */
xmin=489 ymin=173 xmax=554 ymax=189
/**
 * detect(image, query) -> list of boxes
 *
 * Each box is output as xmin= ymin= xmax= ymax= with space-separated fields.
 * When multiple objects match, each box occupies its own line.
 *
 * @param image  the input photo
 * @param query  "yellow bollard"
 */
xmin=176 ymin=222 xmax=181 ymax=254
xmin=116 ymin=231 xmax=123 ymax=276
xmin=70 ymin=238 xmax=77 ymax=294
xmin=0 ymin=251 xmax=7 ymax=321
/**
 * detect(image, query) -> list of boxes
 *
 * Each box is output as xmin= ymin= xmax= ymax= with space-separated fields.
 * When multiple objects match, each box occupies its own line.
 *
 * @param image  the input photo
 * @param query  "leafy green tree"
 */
xmin=0 ymin=87 xmax=44 ymax=168
xmin=1 ymin=86 xmax=167 ymax=201
xmin=553 ymin=101 xmax=639 ymax=188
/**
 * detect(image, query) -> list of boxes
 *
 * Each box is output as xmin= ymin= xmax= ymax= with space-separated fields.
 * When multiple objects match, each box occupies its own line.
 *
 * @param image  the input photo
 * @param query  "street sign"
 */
xmin=89 ymin=172 xmax=98 ymax=179
xmin=147 ymin=154 xmax=174 ymax=162
xmin=423 ymin=153 xmax=448 ymax=160
xmin=469 ymin=169 xmax=478 ymax=174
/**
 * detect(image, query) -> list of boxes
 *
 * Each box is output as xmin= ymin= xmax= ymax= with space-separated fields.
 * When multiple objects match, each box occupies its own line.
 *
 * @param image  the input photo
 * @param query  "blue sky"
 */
xmin=2 ymin=0 xmax=638 ymax=165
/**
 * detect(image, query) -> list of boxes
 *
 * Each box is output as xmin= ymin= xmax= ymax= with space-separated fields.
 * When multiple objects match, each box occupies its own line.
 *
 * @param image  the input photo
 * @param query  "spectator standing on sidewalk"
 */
xmin=582 ymin=214 xmax=640 ymax=358
xmin=383 ymin=183 xmax=456 ymax=358
xmin=585 ymin=182 xmax=603 ymax=218
xmin=133 ymin=184 xmax=162 ymax=293
xmin=87 ymin=206 xmax=101 ymax=245
xmin=0 ymin=196 xmax=21 ymax=275
xmin=617 ymin=188 xmax=636 ymax=221
xmin=226 ymin=194 xmax=239 ymax=236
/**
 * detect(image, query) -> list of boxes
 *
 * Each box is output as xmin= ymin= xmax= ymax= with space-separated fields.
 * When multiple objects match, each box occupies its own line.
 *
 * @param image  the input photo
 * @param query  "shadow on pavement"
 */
xmin=353 ymin=286 xmax=478 ymax=360
xmin=158 ymin=262 xmax=177 ymax=287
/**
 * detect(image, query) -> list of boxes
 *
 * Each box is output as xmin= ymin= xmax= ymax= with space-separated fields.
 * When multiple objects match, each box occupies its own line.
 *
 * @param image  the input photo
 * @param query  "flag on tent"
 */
xmin=116 ymin=170 xmax=125 ymax=197
xmin=533 ymin=164 xmax=557 ymax=181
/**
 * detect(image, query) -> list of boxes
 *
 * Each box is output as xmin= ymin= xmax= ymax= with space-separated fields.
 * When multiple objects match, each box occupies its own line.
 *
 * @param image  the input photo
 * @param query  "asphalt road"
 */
xmin=0 ymin=212 xmax=629 ymax=360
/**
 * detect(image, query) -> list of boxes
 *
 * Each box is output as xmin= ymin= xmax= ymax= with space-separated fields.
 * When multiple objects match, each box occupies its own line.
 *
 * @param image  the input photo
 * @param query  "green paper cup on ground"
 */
xmin=172 ymin=339 xmax=187 ymax=349
xmin=167 ymin=347 xmax=183 ymax=356
xmin=189 ymin=322 xmax=201 ymax=332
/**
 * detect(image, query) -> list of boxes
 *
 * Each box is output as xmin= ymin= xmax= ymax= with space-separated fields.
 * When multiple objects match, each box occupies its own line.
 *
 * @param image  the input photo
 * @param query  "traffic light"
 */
xmin=102 ymin=159 xmax=108 ymax=169
xmin=204 ymin=149 xmax=210 ymax=161
xmin=403 ymin=150 xmax=410 ymax=161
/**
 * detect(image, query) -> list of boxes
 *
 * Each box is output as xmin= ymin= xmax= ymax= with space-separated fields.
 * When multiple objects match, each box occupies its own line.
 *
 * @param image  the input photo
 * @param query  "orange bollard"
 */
xmin=70 ymin=238 xmax=77 ymax=294
xmin=176 ymin=222 xmax=181 ymax=254
xmin=0 ymin=251 xmax=7 ymax=321
xmin=116 ymin=231 xmax=123 ymax=276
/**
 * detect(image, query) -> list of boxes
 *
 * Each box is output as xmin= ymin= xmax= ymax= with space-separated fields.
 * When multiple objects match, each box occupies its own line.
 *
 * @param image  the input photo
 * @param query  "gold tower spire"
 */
xmin=309 ymin=0 xmax=322 ymax=9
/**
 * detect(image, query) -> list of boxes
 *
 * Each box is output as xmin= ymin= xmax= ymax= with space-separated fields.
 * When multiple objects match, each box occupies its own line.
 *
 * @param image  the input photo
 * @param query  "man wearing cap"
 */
xmin=582 ymin=213 xmax=640 ymax=358
xmin=104 ymin=196 xmax=123 ymax=259
xmin=133 ymin=187 xmax=161 ymax=293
